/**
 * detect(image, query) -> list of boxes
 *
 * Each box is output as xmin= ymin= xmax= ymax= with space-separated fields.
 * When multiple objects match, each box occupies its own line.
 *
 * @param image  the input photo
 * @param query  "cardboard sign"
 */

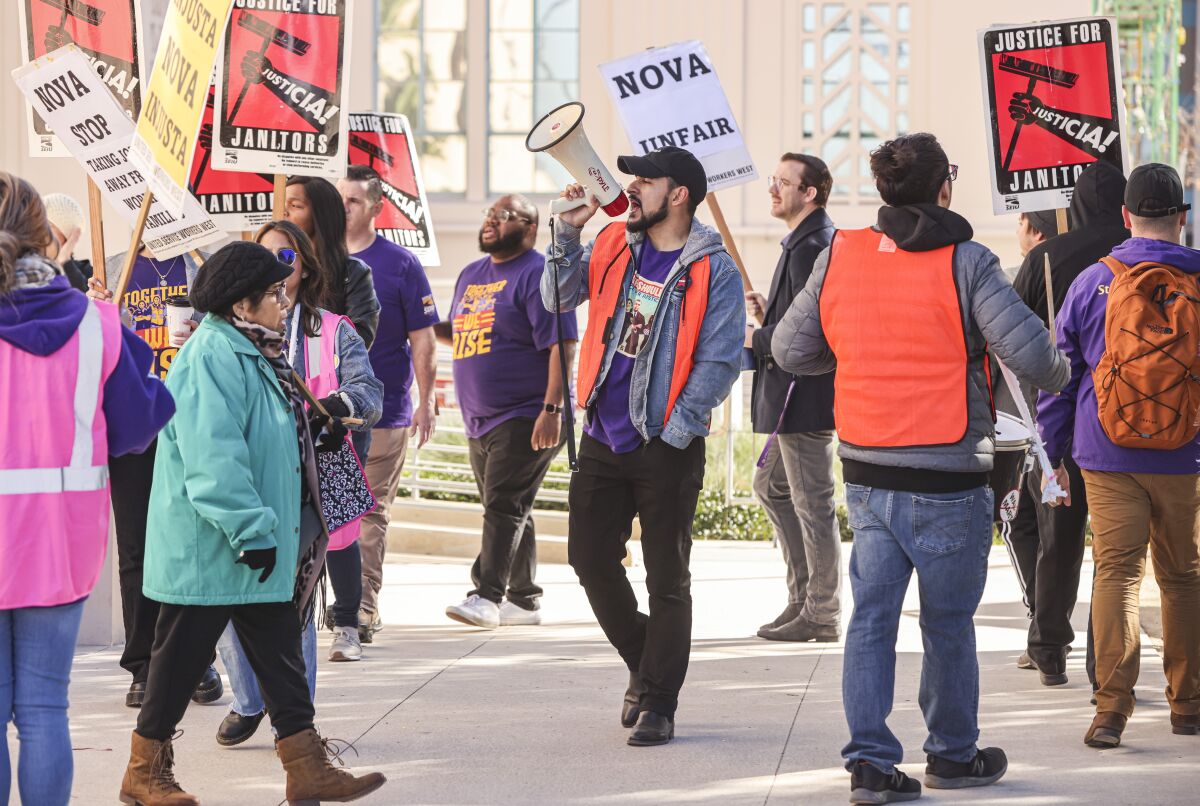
xmin=347 ymin=112 xmax=440 ymax=267
xmin=129 ymin=0 xmax=233 ymax=214
xmin=979 ymin=17 xmax=1128 ymax=214
xmin=600 ymin=41 xmax=757 ymax=192
xmin=13 ymin=45 xmax=224 ymax=259
xmin=189 ymin=81 xmax=274 ymax=232
xmin=17 ymin=0 xmax=147 ymax=157
xmin=213 ymin=2 xmax=354 ymax=178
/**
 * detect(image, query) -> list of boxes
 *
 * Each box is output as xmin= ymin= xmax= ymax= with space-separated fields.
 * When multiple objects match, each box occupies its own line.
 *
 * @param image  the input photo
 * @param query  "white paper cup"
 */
xmin=166 ymin=297 xmax=194 ymax=346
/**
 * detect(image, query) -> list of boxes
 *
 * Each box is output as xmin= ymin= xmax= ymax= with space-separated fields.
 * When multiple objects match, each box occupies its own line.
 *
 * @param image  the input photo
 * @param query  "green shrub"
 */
xmin=691 ymin=489 xmax=772 ymax=540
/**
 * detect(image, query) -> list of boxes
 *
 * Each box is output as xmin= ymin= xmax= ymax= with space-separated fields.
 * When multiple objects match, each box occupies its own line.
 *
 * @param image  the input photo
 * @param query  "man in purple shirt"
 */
xmin=340 ymin=165 xmax=439 ymax=642
xmin=439 ymin=195 xmax=578 ymax=630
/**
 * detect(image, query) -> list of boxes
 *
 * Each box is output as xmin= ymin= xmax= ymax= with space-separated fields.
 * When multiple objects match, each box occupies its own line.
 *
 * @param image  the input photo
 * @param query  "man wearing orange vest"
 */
xmin=773 ymin=133 xmax=1069 ymax=802
xmin=542 ymin=146 xmax=744 ymax=747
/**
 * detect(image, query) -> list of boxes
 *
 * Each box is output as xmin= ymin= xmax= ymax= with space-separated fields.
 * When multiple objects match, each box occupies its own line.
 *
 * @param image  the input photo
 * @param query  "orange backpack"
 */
xmin=1092 ymin=255 xmax=1200 ymax=450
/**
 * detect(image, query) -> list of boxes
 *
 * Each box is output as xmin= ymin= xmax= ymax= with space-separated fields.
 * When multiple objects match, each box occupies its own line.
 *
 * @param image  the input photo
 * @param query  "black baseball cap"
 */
xmin=616 ymin=146 xmax=708 ymax=205
xmin=1124 ymin=163 xmax=1190 ymax=218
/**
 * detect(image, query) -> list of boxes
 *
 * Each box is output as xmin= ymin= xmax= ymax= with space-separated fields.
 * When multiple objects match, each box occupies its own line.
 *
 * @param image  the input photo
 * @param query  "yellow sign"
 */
xmin=130 ymin=0 xmax=233 ymax=213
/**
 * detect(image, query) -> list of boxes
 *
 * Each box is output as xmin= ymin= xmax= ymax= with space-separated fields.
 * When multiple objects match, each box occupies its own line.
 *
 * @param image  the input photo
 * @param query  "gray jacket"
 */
xmin=771 ymin=214 xmax=1069 ymax=473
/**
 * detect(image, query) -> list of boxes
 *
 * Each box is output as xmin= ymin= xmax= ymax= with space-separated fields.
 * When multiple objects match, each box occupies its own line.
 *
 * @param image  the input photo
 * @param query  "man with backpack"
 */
xmin=1038 ymin=163 xmax=1200 ymax=749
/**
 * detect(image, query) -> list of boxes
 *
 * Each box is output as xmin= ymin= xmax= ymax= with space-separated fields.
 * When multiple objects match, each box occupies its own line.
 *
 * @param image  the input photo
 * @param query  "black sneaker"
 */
xmin=924 ymin=747 xmax=1007 ymax=789
xmin=849 ymin=761 xmax=921 ymax=804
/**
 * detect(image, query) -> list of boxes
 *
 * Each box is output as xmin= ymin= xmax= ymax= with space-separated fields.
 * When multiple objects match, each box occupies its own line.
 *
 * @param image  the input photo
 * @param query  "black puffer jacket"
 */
xmin=340 ymin=256 xmax=381 ymax=350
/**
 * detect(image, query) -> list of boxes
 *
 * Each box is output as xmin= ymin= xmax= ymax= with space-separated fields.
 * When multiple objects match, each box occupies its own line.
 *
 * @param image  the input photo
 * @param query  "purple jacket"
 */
xmin=1037 ymin=237 xmax=1200 ymax=474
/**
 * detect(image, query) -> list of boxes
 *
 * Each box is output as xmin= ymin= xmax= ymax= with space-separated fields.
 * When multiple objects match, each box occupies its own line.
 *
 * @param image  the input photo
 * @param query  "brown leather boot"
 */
xmin=118 ymin=731 xmax=200 ymax=805
xmin=1084 ymin=712 xmax=1128 ymax=748
xmin=276 ymin=728 xmax=386 ymax=805
xmin=1171 ymin=712 xmax=1200 ymax=735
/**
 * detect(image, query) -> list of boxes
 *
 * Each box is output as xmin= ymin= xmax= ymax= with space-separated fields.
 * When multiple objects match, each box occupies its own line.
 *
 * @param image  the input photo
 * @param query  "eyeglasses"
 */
xmin=946 ymin=164 xmax=959 ymax=183
xmin=482 ymin=207 xmax=531 ymax=223
xmin=267 ymin=283 xmax=288 ymax=305
xmin=275 ymin=248 xmax=297 ymax=266
xmin=768 ymin=175 xmax=808 ymax=192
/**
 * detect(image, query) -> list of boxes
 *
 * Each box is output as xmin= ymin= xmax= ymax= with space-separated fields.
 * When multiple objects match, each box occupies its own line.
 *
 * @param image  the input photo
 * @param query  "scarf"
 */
xmin=228 ymin=315 xmax=329 ymax=625
xmin=13 ymin=254 xmax=62 ymax=289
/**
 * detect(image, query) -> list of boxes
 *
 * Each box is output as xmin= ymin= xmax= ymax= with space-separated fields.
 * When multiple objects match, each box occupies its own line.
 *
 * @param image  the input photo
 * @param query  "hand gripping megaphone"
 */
xmin=526 ymin=102 xmax=629 ymax=217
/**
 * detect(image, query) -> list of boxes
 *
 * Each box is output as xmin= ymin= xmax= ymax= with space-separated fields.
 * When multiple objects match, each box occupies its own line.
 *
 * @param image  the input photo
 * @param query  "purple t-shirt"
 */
xmin=451 ymin=249 xmax=578 ymax=438
xmin=123 ymin=255 xmax=190 ymax=379
xmin=353 ymin=236 xmax=439 ymax=428
xmin=587 ymin=240 xmax=682 ymax=453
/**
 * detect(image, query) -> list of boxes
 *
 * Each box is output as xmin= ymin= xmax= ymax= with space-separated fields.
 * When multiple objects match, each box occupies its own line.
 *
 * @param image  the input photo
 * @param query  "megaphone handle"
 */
xmin=549 ymin=194 xmax=591 ymax=215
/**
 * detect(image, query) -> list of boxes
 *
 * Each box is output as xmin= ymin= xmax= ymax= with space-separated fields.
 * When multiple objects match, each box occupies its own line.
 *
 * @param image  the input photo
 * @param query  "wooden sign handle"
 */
xmin=86 ymin=177 xmax=106 ymax=285
xmin=291 ymin=369 xmax=363 ymax=426
xmin=114 ymin=191 xmax=154 ymax=304
xmin=705 ymin=194 xmax=753 ymax=292
xmin=1043 ymin=253 xmax=1056 ymax=334
xmin=272 ymin=174 xmax=286 ymax=219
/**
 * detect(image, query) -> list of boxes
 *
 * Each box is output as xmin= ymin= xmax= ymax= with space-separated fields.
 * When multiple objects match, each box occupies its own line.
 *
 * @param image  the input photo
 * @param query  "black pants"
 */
xmin=137 ymin=602 xmax=313 ymax=741
xmin=466 ymin=417 xmax=561 ymax=610
xmin=110 ymin=442 xmax=161 ymax=684
xmin=568 ymin=434 xmax=705 ymax=719
xmin=326 ymin=543 xmax=362 ymax=628
xmin=1005 ymin=456 xmax=1090 ymax=671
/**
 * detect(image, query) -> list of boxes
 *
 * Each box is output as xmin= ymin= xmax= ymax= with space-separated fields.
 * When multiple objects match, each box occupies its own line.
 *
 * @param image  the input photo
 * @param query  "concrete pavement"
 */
xmin=47 ymin=542 xmax=1197 ymax=805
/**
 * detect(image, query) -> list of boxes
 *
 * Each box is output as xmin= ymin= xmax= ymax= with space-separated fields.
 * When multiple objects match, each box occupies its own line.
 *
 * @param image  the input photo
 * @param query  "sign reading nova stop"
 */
xmin=978 ymin=16 xmax=1128 ymax=214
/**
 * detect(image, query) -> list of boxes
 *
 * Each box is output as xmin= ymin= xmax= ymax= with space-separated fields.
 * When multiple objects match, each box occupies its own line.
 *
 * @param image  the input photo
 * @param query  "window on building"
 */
xmin=378 ymin=0 xmax=469 ymax=193
xmin=488 ymin=0 xmax=580 ymax=194
xmin=799 ymin=2 xmax=911 ymax=201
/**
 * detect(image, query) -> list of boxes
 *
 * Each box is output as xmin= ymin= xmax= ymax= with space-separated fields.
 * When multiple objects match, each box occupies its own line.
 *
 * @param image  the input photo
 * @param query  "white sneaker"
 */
xmin=446 ymin=595 xmax=500 ymax=629
xmin=329 ymin=626 xmax=362 ymax=662
xmin=499 ymin=601 xmax=542 ymax=626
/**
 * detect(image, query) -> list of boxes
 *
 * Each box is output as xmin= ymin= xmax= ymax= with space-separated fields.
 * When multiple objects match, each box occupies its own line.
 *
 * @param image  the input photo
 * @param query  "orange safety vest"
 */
xmin=819 ymin=227 xmax=970 ymax=448
xmin=575 ymin=223 xmax=710 ymax=421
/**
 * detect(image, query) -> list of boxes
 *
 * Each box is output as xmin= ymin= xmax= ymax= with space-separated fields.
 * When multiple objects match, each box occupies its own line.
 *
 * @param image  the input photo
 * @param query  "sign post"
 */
xmin=87 ymin=177 xmax=106 ymax=283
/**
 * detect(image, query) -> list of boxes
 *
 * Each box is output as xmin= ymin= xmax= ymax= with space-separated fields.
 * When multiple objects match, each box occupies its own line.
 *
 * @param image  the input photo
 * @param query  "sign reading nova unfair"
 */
xmin=979 ymin=17 xmax=1128 ymax=214
xmin=213 ymin=1 xmax=354 ymax=178
xmin=12 ymin=45 xmax=224 ymax=258
xmin=599 ymin=41 xmax=757 ymax=192
xmin=347 ymin=112 xmax=441 ymax=267
xmin=17 ymin=0 xmax=147 ymax=157
xmin=129 ymin=0 xmax=234 ymax=214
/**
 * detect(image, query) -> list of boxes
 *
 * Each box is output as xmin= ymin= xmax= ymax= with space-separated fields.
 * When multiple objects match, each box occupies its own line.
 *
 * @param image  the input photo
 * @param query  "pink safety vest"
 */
xmin=0 ymin=300 xmax=122 ymax=608
xmin=301 ymin=308 xmax=372 ymax=551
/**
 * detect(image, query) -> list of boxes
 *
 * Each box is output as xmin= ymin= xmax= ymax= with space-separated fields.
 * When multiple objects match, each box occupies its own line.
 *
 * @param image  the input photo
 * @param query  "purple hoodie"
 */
xmin=0 ymin=276 xmax=174 ymax=457
xmin=1037 ymin=237 xmax=1200 ymax=474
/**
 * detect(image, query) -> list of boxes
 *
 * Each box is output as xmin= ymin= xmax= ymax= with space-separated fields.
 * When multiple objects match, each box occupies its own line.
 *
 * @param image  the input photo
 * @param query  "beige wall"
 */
xmin=1 ymin=0 xmax=1089 ymax=295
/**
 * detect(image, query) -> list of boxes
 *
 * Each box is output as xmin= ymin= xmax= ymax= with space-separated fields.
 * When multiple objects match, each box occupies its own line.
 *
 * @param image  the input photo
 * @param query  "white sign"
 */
xmin=12 ymin=46 xmax=224 ymax=259
xmin=600 ymin=41 xmax=756 ymax=193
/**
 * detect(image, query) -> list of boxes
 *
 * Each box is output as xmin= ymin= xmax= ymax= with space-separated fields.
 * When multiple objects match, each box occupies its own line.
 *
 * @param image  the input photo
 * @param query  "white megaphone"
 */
xmin=526 ymin=102 xmax=629 ymax=217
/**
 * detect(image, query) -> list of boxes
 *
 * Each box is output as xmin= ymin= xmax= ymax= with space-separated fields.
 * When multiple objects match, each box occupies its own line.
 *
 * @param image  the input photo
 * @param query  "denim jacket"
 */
xmin=541 ymin=218 xmax=745 ymax=449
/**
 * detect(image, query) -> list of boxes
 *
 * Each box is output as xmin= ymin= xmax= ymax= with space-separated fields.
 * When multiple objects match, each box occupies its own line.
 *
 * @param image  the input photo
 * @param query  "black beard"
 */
xmin=479 ymin=228 xmax=525 ymax=254
xmin=625 ymin=196 xmax=669 ymax=233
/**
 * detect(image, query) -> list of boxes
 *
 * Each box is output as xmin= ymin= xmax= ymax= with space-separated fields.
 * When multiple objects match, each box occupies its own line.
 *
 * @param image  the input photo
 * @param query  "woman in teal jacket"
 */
xmin=121 ymin=242 xmax=385 ymax=806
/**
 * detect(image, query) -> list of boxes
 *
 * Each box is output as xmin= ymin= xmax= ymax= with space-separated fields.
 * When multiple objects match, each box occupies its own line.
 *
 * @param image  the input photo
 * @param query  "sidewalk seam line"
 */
xmin=763 ymin=647 xmax=825 ymax=806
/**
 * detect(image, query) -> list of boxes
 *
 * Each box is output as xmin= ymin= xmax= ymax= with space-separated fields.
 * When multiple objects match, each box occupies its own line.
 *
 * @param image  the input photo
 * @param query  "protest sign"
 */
xmin=599 ymin=41 xmax=757 ymax=193
xmin=213 ymin=1 xmax=354 ymax=178
xmin=17 ymin=0 xmax=147 ymax=157
xmin=189 ymin=81 xmax=274 ymax=232
xmin=13 ymin=45 xmax=224 ymax=260
xmin=129 ymin=0 xmax=233 ymax=214
xmin=979 ymin=17 xmax=1128 ymax=215
xmin=348 ymin=112 xmax=440 ymax=267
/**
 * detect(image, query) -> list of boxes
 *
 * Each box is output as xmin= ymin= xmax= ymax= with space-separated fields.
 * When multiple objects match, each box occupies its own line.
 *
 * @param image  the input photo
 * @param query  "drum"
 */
xmin=989 ymin=412 xmax=1031 ymax=523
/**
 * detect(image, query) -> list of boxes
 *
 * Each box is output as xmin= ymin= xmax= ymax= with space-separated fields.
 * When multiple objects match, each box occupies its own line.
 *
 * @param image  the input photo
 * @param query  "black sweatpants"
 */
xmin=137 ymin=602 xmax=314 ymax=741
xmin=1005 ymin=456 xmax=1090 ymax=671
xmin=466 ymin=417 xmax=561 ymax=610
xmin=109 ymin=442 xmax=161 ymax=684
xmin=568 ymin=434 xmax=705 ymax=719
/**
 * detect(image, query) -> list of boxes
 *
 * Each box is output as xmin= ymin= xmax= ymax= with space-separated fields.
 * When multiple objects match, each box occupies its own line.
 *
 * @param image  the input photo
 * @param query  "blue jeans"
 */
xmin=1 ymin=599 xmax=86 ymax=806
xmin=217 ymin=619 xmax=316 ymax=720
xmin=841 ymin=484 xmax=993 ymax=772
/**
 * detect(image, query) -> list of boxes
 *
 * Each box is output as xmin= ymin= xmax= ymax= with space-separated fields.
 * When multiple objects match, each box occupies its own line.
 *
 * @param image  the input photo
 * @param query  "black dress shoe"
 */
xmin=621 ymin=672 xmax=647 ymax=728
xmin=216 ymin=709 xmax=266 ymax=746
xmin=759 ymin=603 xmax=801 ymax=633
xmin=627 ymin=711 xmax=674 ymax=746
xmin=191 ymin=666 xmax=224 ymax=704
xmin=125 ymin=681 xmax=146 ymax=709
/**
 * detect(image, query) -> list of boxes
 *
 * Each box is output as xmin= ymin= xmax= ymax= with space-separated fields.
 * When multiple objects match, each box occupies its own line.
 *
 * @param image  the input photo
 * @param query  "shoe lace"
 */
xmin=319 ymin=734 xmax=360 ymax=768
xmin=151 ymin=730 xmax=185 ymax=793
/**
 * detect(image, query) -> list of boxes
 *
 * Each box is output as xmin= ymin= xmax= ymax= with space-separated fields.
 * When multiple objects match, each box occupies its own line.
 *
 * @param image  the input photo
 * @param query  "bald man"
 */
xmin=439 ymin=195 xmax=579 ymax=629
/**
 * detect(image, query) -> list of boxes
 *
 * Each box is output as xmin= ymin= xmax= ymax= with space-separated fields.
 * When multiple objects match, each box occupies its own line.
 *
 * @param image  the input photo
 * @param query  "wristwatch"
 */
xmin=543 ymin=403 xmax=563 ymax=414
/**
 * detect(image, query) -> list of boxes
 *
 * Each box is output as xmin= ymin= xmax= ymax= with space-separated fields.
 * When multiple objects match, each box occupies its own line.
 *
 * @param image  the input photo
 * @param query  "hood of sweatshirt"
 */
xmin=1069 ymin=160 xmax=1127 ymax=230
xmin=875 ymin=203 xmax=974 ymax=252
xmin=1109 ymin=237 xmax=1200 ymax=275
xmin=0 ymin=272 xmax=87 ymax=357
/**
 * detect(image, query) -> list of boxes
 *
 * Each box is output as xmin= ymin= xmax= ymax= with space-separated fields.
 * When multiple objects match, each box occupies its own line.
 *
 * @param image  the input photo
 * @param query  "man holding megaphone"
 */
xmin=541 ymin=146 xmax=745 ymax=747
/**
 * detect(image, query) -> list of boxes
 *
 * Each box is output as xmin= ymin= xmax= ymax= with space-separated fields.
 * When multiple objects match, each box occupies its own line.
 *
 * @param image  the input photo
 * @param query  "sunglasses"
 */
xmin=275 ymin=248 xmax=297 ymax=266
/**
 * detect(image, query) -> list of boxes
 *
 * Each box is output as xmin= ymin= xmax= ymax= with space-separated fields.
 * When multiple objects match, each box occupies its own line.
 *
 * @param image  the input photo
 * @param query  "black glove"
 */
xmin=307 ymin=410 xmax=348 ymax=453
xmin=236 ymin=547 xmax=276 ymax=583
xmin=318 ymin=395 xmax=351 ymax=419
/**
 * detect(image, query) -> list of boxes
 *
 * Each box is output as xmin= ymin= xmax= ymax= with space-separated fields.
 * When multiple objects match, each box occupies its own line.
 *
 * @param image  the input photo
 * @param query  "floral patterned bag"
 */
xmin=315 ymin=436 xmax=375 ymax=543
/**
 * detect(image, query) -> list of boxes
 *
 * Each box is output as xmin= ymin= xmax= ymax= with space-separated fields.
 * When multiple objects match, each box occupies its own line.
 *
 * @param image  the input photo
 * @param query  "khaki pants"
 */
xmin=358 ymin=427 xmax=411 ymax=617
xmin=1083 ymin=470 xmax=1200 ymax=718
